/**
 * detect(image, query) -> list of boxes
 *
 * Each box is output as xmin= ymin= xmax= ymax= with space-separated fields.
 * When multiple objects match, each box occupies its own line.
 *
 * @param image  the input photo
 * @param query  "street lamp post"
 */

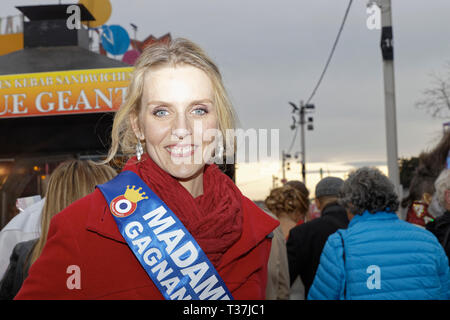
xmin=372 ymin=0 xmax=401 ymax=196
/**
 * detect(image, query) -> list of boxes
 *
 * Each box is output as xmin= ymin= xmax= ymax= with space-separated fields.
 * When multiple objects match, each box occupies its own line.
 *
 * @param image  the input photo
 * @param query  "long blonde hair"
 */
xmin=103 ymin=37 xmax=237 ymax=163
xmin=28 ymin=160 xmax=117 ymax=267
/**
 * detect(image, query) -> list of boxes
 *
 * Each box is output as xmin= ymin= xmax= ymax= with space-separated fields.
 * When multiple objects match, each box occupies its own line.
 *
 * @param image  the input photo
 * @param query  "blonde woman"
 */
xmin=0 ymin=160 xmax=117 ymax=299
xmin=265 ymin=183 xmax=310 ymax=300
xmin=265 ymin=184 xmax=310 ymax=239
xmin=16 ymin=38 xmax=279 ymax=300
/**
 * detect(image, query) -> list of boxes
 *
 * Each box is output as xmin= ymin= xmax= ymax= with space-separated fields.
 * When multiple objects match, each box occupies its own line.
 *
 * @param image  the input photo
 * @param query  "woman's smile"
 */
xmin=165 ymin=143 xmax=198 ymax=158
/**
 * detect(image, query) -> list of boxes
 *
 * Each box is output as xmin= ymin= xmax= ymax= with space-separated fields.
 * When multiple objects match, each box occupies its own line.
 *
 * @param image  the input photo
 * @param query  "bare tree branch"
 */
xmin=415 ymin=62 xmax=450 ymax=119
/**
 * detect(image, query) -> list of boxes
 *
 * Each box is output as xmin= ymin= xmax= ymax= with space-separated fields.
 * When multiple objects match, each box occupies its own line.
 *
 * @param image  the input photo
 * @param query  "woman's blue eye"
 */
xmin=153 ymin=109 xmax=169 ymax=117
xmin=192 ymin=108 xmax=207 ymax=115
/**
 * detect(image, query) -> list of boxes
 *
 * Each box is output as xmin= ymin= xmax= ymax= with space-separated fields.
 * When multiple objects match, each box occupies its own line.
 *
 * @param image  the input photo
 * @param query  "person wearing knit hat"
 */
xmin=315 ymin=177 xmax=343 ymax=197
xmin=314 ymin=177 xmax=344 ymax=211
xmin=287 ymin=176 xmax=349 ymax=299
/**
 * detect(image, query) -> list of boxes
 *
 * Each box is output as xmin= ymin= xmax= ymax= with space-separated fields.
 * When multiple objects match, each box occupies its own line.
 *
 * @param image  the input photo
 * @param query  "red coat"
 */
xmin=15 ymin=188 xmax=278 ymax=300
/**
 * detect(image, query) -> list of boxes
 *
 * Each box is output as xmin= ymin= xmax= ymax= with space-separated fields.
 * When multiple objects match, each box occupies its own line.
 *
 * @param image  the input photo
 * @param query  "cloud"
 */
xmin=343 ymin=161 xmax=387 ymax=168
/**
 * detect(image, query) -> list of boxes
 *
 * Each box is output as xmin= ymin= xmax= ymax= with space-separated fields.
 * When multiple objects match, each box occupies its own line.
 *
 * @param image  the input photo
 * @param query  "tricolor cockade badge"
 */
xmin=110 ymin=185 xmax=148 ymax=218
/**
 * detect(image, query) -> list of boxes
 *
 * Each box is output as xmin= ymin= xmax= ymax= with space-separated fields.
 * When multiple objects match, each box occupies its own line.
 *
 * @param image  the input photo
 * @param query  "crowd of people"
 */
xmin=264 ymin=130 xmax=450 ymax=300
xmin=0 ymin=38 xmax=448 ymax=300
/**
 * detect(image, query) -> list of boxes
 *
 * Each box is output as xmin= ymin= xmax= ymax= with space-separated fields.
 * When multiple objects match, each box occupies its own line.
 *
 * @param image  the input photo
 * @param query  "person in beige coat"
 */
xmin=254 ymin=200 xmax=290 ymax=300
xmin=262 ymin=181 xmax=310 ymax=299
xmin=266 ymin=222 xmax=290 ymax=299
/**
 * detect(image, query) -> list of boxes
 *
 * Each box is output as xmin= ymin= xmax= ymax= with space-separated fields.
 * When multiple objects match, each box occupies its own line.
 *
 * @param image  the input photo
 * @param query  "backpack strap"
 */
xmin=336 ymin=230 xmax=347 ymax=300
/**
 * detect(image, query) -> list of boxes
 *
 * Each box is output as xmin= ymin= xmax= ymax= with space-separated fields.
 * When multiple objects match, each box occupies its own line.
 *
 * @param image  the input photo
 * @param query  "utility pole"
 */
xmin=281 ymin=151 xmax=291 ymax=184
xmin=272 ymin=175 xmax=279 ymax=189
xmin=299 ymin=101 xmax=306 ymax=184
xmin=373 ymin=0 xmax=401 ymax=196
xmin=289 ymin=101 xmax=315 ymax=184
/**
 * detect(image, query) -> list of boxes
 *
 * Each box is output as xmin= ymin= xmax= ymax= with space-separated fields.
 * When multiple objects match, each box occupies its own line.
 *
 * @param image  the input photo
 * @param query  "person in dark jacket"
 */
xmin=0 ymin=239 xmax=37 ymax=300
xmin=287 ymin=176 xmax=348 ymax=298
xmin=426 ymin=169 xmax=450 ymax=262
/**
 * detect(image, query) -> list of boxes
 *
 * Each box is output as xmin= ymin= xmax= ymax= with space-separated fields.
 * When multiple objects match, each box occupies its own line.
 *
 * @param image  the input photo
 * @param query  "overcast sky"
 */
xmin=2 ymin=0 xmax=449 ymax=167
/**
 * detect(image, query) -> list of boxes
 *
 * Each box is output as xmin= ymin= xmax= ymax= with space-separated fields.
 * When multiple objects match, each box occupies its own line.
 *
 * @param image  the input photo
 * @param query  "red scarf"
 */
xmin=122 ymin=153 xmax=243 ymax=267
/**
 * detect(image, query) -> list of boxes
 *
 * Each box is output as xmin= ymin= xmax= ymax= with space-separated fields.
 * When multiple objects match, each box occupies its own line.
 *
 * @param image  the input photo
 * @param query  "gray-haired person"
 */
xmin=426 ymin=169 xmax=450 ymax=262
xmin=308 ymin=167 xmax=449 ymax=300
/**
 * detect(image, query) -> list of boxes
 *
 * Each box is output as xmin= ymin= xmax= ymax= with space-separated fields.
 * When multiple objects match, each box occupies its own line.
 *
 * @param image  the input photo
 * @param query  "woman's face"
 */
xmin=134 ymin=64 xmax=219 ymax=180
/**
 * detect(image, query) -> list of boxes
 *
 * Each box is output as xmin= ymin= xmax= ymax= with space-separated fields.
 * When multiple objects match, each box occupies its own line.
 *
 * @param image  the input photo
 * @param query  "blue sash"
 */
xmin=97 ymin=170 xmax=233 ymax=300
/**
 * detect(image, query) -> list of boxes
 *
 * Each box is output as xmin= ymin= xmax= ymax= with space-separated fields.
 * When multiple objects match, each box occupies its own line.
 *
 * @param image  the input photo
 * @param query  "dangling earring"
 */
xmin=214 ymin=143 xmax=224 ymax=164
xmin=136 ymin=140 xmax=144 ymax=161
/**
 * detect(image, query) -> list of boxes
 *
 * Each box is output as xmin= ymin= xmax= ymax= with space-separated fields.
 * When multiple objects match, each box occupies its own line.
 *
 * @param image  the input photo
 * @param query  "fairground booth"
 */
xmin=0 ymin=4 xmax=131 ymax=228
xmin=0 ymin=3 xmax=235 ymax=229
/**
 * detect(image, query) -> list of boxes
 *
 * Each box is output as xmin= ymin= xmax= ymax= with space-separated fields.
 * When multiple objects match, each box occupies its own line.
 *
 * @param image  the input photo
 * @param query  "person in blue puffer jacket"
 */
xmin=308 ymin=167 xmax=450 ymax=300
